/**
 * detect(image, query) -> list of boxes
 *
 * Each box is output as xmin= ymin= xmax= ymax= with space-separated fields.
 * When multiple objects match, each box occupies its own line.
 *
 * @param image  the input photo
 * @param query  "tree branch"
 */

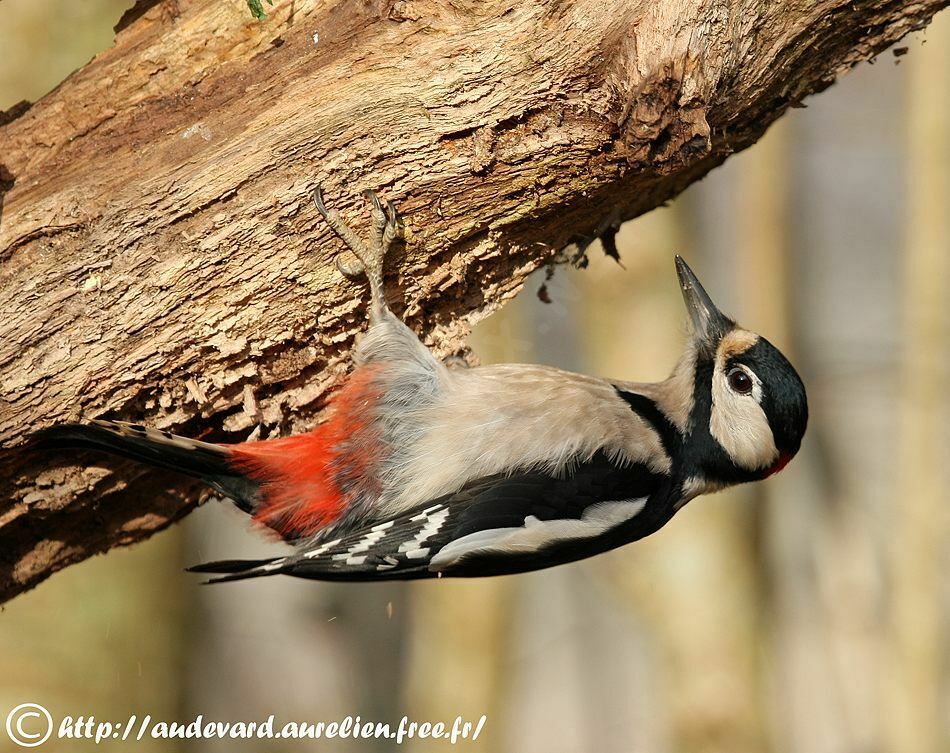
xmin=1 ymin=0 xmax=944 ymax=602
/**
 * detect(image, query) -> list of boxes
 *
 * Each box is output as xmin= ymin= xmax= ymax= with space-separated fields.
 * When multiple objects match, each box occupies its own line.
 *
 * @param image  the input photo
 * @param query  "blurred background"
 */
xmin=1 ymin=2 xmax=948 ymax=752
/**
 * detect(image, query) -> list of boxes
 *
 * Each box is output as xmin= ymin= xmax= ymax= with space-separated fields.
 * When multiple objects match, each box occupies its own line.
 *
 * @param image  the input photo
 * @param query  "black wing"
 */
xmin=190 ymin=451 xmax=672 ymax=583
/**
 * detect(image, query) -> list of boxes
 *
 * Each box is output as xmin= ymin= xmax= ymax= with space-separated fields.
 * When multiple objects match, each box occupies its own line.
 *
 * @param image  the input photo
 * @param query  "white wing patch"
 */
xmin=335 ymin=519 xmax=395 ymax=564
xmin=397 ymin=506 xmax=450 ymax=560
xmin=302 ymin=538 xmax=341 ymax=559
xmin=427 ymin=498 xmax=648 ymax=571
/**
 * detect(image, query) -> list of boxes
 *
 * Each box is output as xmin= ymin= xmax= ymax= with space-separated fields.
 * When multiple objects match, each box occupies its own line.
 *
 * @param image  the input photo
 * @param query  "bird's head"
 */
xmin=674 ymin=256 xmax=808 ymax=484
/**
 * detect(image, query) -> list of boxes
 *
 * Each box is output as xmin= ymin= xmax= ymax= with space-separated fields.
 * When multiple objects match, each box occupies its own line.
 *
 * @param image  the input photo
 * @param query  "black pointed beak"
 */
xmin=675 ymin=256 xmax=732 ymax=350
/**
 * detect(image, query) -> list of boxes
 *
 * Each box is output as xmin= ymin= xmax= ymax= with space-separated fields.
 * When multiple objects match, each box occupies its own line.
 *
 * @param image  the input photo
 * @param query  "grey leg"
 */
xmin=311 ymin=186 xmax=402 ymax=320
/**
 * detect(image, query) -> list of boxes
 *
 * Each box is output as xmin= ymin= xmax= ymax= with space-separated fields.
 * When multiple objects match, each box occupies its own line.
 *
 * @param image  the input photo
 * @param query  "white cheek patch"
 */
xmin=709 ymin=364 xmax=778 ymax=471
xmin=427 ymin=498 xmax=647 ymax=571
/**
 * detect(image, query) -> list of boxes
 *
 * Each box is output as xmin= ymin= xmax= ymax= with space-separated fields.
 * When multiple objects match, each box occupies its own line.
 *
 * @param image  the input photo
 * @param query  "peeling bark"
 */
xmin=0 ymin=0 xmax=945 ymax=602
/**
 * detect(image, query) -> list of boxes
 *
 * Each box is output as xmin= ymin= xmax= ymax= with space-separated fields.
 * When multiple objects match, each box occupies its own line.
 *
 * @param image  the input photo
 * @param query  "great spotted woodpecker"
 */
xmin=32 ymin=190 xmax=807 ymax=583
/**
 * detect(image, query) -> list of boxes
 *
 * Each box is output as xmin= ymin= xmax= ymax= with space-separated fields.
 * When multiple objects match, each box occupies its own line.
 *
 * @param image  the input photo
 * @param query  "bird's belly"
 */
xmin=374 ymin=364 xmax=668 ymax=516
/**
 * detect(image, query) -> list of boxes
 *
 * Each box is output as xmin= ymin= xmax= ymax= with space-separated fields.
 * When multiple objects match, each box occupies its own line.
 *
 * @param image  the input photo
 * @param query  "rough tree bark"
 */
xmin=0 ymin=0 xmax=944 ymax=603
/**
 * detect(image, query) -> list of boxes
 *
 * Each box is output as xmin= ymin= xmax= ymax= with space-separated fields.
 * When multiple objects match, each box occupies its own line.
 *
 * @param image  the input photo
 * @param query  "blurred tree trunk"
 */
xmin=887 ymin=12 xmax=950 ymax=753
xmin=1 ymin=0 xmax=948 ymax=603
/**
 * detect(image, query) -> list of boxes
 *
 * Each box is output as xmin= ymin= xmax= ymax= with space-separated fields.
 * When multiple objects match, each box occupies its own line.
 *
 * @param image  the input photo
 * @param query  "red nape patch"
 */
xmin=227 ymin=367 xmax=384 ymax=540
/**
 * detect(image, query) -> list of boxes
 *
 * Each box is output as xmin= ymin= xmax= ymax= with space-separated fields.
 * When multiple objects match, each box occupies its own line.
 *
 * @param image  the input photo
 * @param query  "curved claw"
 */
xmin=335 ymin=256 xmax=365 ymax=280
xmin=363 ymin=189 xmax=384 ymax=215
xmin=386 ymin=200 xmax=398 ymax=229
xmin=311 ymin=186 xmax=329 ymax=218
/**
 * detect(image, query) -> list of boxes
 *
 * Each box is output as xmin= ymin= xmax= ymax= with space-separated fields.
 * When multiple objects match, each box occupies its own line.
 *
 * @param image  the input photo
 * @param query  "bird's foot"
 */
xmin=311 ymin=187 xmax=402 ymax=303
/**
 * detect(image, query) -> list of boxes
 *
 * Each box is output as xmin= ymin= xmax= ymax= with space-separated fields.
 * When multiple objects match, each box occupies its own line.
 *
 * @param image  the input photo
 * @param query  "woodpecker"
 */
xmin=31 ymin=190 xmax=807 ymax=583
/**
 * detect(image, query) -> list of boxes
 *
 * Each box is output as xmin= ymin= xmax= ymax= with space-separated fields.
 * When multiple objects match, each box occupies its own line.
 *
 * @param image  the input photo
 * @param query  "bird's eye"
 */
xmin=727 ymin=366 xmax=754 ymax=395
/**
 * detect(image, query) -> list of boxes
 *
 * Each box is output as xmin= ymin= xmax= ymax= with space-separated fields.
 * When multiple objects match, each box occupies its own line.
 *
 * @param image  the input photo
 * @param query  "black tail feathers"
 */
xmin=29 ymin=420 xmax=258 ymax=511
xmin=186 ymin=557 xmax=288 ymax=583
